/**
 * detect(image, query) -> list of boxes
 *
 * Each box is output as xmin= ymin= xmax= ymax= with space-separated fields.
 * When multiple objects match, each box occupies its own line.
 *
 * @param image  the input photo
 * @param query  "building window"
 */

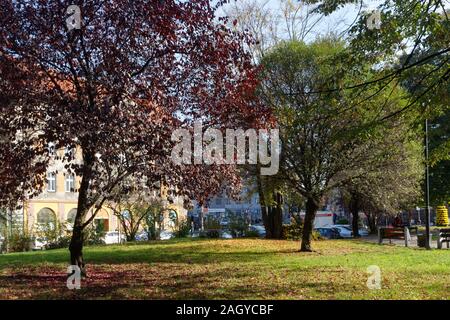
xmin=67 ymin=208 xmax=77 ymax=228
xmin=47 ymin=172 xmax=56 ymax=192
xmin=47 ymin=142 xmax=56 ymax=156
xmin=37 ymin=208 xmax=57 ymax=229
xmin=65 ymin=174 xmax=75 ymax=192
xmin=64 ymin=146 xmax=75 ymax=159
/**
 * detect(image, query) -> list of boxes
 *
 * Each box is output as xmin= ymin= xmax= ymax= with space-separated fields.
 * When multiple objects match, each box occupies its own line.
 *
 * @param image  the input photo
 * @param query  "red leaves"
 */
xmin=0 ymin=0 xmax=272 ymax=209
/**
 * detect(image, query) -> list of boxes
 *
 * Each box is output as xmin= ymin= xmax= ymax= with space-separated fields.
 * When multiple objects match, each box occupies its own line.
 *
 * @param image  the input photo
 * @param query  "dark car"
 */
xmin=315 ymin=227 xmax=342 ymax=239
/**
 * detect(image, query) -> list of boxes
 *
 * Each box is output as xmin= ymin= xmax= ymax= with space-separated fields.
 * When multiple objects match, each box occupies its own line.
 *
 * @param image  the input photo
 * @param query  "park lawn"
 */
xmin=0 ymin=238 xmax=449 ymax=300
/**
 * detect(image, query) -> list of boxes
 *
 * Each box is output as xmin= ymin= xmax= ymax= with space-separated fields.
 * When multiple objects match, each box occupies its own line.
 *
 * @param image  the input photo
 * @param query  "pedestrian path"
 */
xmin=361 ymin=234 xmax=438 ymax=248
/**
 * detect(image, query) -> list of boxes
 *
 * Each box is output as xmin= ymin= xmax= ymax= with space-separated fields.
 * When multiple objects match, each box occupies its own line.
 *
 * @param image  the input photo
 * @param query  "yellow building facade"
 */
xmin=23 ymin=146 xmax=187 ymax=235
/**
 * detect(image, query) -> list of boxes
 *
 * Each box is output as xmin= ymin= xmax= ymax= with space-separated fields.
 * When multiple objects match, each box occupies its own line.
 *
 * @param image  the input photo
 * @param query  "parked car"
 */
xmin=135 ymin=230 xmax=174 ymax=241
xmin=103 ymin=231 xmax=126 ymax=244
xmin=315 ymin=227 xmax=342 ymax=239
xmin=358 ymin=227 xmax=370 ymax=237
xmin=220 ymin=230 xmax=233 ymax=239
xmin=33 ymin=237 xmax=48 ymax=250
xmin=135 ymin=231 xmax=148 ymax=241
xmin=220 ymin=218 xmax=230 ymax=227
xmin=248 ymin=225 xmax=266 ymax=238
xmin=331 ymin=225 xmax=353 ymax=238
xmin=159 ymin=230 xmax=173 ymax=240
xmin=333 ymin=224 xmax=369 ymax=237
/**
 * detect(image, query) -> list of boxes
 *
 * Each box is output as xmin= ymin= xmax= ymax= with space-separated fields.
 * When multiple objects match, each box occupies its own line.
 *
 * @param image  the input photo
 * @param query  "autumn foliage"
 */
xmin=0 ymin=0 xmax=270 ymax=268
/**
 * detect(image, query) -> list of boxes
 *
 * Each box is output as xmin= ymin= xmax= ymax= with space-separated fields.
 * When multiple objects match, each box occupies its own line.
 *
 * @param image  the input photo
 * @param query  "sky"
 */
xmin=220 ymin=0 xmax=384 ymax=42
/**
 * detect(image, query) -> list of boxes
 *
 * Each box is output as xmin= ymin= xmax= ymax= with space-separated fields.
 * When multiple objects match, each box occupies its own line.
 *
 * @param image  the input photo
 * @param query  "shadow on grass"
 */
xmin=0 ymin=263 xmax=346 ymax=300
xmin=0 ymin=239 xmax=302 ymax=268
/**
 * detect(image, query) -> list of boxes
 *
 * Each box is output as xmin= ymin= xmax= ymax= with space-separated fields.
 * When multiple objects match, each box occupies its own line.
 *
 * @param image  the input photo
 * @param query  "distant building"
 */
xmin=189 ymin=187 xmax=262 ymax=226
xmin=10 ymin=146 xmax=186 ymax=236
xmin=188 ymin=187 xmax=349 ymax=228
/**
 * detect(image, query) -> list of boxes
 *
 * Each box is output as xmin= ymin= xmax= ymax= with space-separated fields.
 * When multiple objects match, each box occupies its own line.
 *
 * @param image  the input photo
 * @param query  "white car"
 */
xmin=331 ymin=225 xmax=353 ymax=238
xmin=33 ymin=237 xmax=48 ymax=250
xmin=135 ymin=230 xmax=173 ymax=241
xmin=332 ymin=225 xmax=369 ymax=237
xmin=135 ymin=231 xmax=149 ymax=241
xmin=103 ymin=231 xmax=126 ymax=244
xmin=358 ymin=227 xmax=370 ymax=237
xmin=249 ymin=225 xmax=266 ymax=237
xmin=220 ymin=230 xmax=233 ymax=239
xmin=159 ymin=230 xmax=173 ymax=240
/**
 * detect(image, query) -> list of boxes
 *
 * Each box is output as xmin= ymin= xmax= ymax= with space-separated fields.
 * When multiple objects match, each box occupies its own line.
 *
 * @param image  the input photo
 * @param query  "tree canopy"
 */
xmin=0 ymin=0 xmax=269 ymax=270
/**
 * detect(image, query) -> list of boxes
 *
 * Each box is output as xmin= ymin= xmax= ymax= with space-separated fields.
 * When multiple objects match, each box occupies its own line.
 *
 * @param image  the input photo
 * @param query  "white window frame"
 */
xmin=65 ymin=174 xmax=75 ymax=193
xmin=47 ymin=172 xmax=56 ymax=192
xmin=48 ymin=142 xmax=56 ymax=156
xmin=64 ymin=146 xmax=75 ymax=159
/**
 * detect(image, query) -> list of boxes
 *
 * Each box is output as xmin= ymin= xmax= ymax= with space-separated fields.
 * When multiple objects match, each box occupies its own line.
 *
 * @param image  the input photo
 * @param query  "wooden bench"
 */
xmin=437 ymin=228 xmax=450 ymax=249
xmin=378 ymin=227 xmax=411 ymax=247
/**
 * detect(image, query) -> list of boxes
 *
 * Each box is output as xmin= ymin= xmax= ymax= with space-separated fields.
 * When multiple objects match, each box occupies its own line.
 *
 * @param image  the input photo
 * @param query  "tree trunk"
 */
xmin=351 ymin=212 xmax=360 ymax=238
xmin=272 ymin=192 xmax=283 ymax=239
xmin=69 ymin=152 xmax=94 ymax=276
xmin=300 ymin=197 xmax=319 ymax=252
xmin=262 ymin=206 xmax=272 ymax=238
xmin=367 ymin=211 xmax=378 ymax=234
xmin=69 ymin=225 xmax=85 ymax=274
xmin=261 ymin=193 xmax=283 ymax=239
xmin=255 ymin=172 xmax=283 ymax=239
xmin=256 ymin=172 xmax=271 ymax=238
xmin=349 ymin=193 xmax=360 ymax=238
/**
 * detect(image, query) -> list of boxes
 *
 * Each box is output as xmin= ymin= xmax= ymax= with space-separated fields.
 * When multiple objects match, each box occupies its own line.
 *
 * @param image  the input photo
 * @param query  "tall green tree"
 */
xmin=429 ymin=111 xmax=450 ymax=206
xmin=260 ymin=38 xmax=408 ymax=251
xmin=342 ymin=130 xmax=423 ymax=235
xmin=309 ymin=0 xmax=449 ymax=138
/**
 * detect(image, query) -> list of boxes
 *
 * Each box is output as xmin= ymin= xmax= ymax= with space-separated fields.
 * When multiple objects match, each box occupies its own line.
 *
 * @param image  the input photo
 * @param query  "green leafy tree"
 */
xmin=342 ymin=134 xmax=423 ymax=235
xmin=143 ymin=200 xmax=165 ymax=241
xmin=108 ymin=182 xmax=160 ymax=242
xmin=260 ymin=38 xmax=408 ymax=251
xmin=309 ymin=0 xmax=449 ymax=148
xmin=429 ymin=111 xmax=450 ymax=206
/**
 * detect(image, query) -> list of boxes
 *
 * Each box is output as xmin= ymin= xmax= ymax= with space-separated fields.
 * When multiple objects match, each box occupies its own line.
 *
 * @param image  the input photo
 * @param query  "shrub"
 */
xmin=207 ymin=229 xmax=221 ymax=238
xmin=336 ymin=218 xmax=349 ymax=225
xmin=84 ymin=223 xmax=106 ymax=245
xmin=311 ymin=230 xmax=324 ymax=241
xmin=174 ymin=219 xmax=192 ymax=238
xmin=281 ymin=215 xmax=323 ymax=241
xmin=7 ymin=231 xmax=34 ymax=252
xmin=244 ymin=230 xmax=260 ymax=238
xmin=199 ymin=229 xmax=221 ymax=238
xmin=46 ymin=234 xmax=72 ymax=250
xmin=282 ymin=215 xmax=303 ymax=240
xmin=35 ymin=221 xmax=73 ymax=250
xmin=228 ymin=212 xmax=248 ymax=238
xmin=204 ymin=217 xmax=221 ymax=230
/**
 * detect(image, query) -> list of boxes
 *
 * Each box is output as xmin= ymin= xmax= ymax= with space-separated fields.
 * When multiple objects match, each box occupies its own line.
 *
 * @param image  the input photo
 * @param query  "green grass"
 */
xmin=0 ymin=238 xmax=449 ymax=299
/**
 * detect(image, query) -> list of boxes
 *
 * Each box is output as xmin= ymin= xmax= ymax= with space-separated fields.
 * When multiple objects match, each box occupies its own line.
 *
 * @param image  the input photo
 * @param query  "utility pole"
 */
xmin=425 ymin=119 xmax=431 ymax=250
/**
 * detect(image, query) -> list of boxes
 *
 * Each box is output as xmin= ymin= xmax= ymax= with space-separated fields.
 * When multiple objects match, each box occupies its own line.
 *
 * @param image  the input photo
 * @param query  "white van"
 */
xmin=298 ymin=211 xmax=335 ymax=228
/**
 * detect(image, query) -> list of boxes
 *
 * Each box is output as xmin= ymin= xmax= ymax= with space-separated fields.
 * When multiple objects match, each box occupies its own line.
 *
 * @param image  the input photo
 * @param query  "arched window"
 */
xmin=36 ymin=208 xmax=57 ymax=229
xmin=67 ymin=208 xmax=77 ymax=225
xmin=168 ymin=209 xmax=178 ymax=229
